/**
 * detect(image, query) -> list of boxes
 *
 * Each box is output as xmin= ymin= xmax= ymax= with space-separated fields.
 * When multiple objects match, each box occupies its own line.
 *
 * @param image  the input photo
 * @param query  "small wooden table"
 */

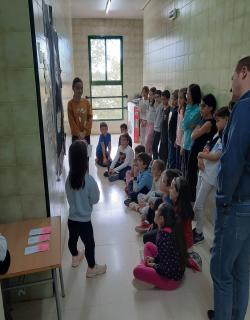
xmin=0 ymin=216 xmax=65 ymax=320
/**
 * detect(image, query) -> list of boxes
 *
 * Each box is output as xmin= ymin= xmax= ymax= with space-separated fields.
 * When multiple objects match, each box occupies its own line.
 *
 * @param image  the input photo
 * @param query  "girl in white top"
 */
xmin=139 ymin=86 xmax=150 ymax=145
xmin=106 ymin=133 xmax=134 ymax=182
xmin=145 ymin=87 xmax=156 ymax=155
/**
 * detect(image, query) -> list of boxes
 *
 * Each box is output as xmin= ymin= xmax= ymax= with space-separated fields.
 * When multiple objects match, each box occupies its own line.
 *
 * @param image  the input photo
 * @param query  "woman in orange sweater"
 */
xmin=68 ymin=77 xmax=93 ymax=144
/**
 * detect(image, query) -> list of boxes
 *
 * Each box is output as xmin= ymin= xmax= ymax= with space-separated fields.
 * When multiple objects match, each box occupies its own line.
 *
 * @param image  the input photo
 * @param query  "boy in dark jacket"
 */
xmin=168 ymin=90 xmax=179 ymax=168
xmin=159 ymin=90 xmax=171 ymax=165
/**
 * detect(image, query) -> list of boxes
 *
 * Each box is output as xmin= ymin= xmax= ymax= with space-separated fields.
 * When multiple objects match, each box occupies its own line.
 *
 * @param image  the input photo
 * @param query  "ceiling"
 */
xmin=70 ymin=0 xmax=147 ymax=19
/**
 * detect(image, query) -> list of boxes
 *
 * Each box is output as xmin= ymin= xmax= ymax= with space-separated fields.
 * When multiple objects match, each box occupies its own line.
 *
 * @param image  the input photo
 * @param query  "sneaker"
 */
xmin=132 ymin=278 xmax=154 ymax=290
xmin=129 ymin=202 xmax=140 ymax=211
xmin=207 ymin=309 xmax=214 ymax=319
xmin=135 ymin=222 xmax=151 ymax=233
xmin=124 ymin=198 xmax=132 ymax=206
xmin=187 ymin=251 xmax=202 ymax=272
xmin=103 ymin=171 xmax=109 ymax=177
xmin=193 ymin=230 xmax=205 ymax=245
xmin=86 ymin=264 xmax=107 ymax=278
xmin=72 ymin=250 xmax=84 ymax=268
xmin=108 ymin=173 xmax=119 ymax=182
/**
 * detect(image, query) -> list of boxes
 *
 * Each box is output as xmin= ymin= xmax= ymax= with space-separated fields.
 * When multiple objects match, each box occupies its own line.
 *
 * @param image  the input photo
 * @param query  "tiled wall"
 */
xmin=33 ymin=0 xmax=74 ymax=238
xmin=143 ymin=0 xmax=250 ymax=106
xmin=0 ymin=0 xmax=74 ymax=300
xmin=0 ymin=0 xmax=46 ymax=223
xmin=72 ymin=19 xmax=143 ymax=134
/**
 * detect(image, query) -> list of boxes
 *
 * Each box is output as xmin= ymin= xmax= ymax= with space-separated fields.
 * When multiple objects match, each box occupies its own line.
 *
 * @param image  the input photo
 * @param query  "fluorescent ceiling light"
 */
xmin=105 ymin=0 xmax=111 ymax=15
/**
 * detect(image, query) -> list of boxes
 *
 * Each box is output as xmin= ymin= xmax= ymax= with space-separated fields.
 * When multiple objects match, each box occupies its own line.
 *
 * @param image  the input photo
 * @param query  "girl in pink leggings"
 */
xmin=133 ymin=203 xmax=187 ymax=290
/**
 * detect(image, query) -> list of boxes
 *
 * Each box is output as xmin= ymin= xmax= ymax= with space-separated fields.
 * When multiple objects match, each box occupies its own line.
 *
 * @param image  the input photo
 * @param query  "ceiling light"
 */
xmin=105 ymin=0 xmax=111 ymax=15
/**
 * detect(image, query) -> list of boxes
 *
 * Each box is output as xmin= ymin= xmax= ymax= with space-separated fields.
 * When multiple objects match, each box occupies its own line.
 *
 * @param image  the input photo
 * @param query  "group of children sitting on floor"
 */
xmin=95 ymin=84 xmax=230 ymax=290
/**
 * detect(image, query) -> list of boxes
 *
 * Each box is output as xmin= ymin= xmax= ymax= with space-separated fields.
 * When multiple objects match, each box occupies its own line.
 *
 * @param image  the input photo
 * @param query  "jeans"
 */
xmin=68 ymin=219 xmax=95 ymax=268
xmin=194 ymin=175 xmax=216 ymax=234
xmin=175 ymin=145 xmax=182 ymax=171
xmin=181 ymin=149 xmax=189 ymax=179
xmin=167 ymin=140 xmax=176 ymax=169
xmin=210 ymin=201 xmax=250 ymax=320
xmin=152 ymin=131 xmax=161 ymax=159
xmin=145 ymin=123 xmax=154 ymax=156
xmin=159 ymin=140 xmax=168 ymax=165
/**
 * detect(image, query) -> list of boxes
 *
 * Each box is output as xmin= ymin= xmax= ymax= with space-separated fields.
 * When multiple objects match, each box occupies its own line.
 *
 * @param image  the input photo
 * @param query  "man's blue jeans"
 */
xmin=210 ymin=201 xmax=250 ymax=320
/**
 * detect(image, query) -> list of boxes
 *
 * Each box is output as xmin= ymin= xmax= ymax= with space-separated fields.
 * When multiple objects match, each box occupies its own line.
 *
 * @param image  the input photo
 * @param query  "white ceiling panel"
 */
xmin=71 ymin=0 xmax=147 ymax=19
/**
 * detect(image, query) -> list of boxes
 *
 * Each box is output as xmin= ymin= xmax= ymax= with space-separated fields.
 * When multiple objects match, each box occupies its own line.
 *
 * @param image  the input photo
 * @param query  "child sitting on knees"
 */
xmin=104 ymin=133 xmax=134 ymax=182
xmin=119 ymin=123 xmax=132 ymax=147
xmin=96 ymin=122 xmax=111 ymax=167
xmin=125 ymin=145 xmax=145 ymax=194
xmin=193 ymin=107 xmax=230 ymax=245
xmin=141 ymin=169 xmax=181 ymax=240
xmin=124 ymin=152 xmax=152 ymax=206
xmin=129 ymin=159 xmax=165 ymax=212
xmin=132 ymin=203 xmax=187 ymax=290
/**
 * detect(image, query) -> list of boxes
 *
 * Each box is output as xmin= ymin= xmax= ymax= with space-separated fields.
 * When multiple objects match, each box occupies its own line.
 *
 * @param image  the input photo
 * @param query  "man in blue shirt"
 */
xmin=208 ymin=56 xmax=250 ymax=320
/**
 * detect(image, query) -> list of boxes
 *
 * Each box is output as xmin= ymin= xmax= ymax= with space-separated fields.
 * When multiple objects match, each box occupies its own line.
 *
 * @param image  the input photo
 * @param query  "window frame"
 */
xmin=88 ymin=35 xmax=124 ymax=121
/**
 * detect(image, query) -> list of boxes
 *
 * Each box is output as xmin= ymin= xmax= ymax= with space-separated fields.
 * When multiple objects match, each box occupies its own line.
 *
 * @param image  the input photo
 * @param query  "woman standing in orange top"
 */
xmin=68 ymin=77 xmax=93 ymax=144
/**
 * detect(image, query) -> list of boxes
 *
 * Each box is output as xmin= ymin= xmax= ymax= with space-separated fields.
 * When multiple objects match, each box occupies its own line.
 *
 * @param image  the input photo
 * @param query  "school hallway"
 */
xmin=9 ymin=134 xmax=241 ymax=320
xmin=1 ymin=0 xmax=250 ymax=318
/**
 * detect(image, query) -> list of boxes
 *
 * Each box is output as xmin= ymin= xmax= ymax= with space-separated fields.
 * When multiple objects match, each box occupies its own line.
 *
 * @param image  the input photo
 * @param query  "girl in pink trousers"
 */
xmin=132 ymin=203 xmax=187 ymax=290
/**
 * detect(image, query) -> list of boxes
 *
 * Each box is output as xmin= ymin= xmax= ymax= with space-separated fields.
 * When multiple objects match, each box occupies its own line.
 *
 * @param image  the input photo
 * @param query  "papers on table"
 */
xmin=28 ymin=234 xmax=50 ymax=245
xmin=29 ymin=226 xmax=52 ymax=236
xmin=25 ymin=225 xmax=52 ymax=255
xmin=24 ymin=242 xmax=49 ymax=255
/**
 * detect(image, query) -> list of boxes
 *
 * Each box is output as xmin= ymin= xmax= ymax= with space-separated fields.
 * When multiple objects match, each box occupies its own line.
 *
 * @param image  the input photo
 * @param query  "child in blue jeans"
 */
xmin=96 ymin=122 xmax=111 ymax=167
xmin=124 ymin=152 xmax=152 ymax=206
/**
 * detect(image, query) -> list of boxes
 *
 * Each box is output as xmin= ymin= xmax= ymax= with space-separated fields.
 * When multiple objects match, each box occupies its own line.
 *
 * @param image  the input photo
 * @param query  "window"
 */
xmin=88 ymin=36 xmax=123 ymax=120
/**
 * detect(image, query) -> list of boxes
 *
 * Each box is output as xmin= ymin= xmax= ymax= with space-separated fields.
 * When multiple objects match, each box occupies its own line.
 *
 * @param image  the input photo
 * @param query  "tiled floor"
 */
xmin=12 ymin=135 xmax=250 ymax=320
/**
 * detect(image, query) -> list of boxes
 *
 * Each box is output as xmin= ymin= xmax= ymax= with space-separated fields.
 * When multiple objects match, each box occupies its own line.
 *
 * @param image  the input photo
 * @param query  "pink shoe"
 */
xmin=72 ymin=250 xmax=84 ymax=268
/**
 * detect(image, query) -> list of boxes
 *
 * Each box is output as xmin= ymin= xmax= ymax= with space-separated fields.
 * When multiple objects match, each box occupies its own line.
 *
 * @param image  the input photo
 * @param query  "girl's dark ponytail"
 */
xmin=68 ymin=140 xmax=88 ymax=190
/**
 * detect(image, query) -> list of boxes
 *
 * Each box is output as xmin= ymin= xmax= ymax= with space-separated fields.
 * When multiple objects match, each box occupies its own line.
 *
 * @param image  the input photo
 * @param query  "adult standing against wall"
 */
xmin=68 ymin=77 xmax=93 ymax=144
xmin=208 ymin=56 xmax=250 ymax=320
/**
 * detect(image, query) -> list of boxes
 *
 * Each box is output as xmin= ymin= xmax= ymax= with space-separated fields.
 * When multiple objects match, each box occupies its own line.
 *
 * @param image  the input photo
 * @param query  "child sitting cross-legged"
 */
xmin=124 ymin=145 xmax=145 ymax=194
xmin=128 ymin=159 xmax=165 ymax=213
xmin=124 ymin=152 xmax=153 ymax=207
xmin=104 ymin=133 xmax=134 ymax=182
xmin=132 ymin=203 xmax=187 ymax=290
xmin=95 ymin=122 xmax=111 ymax=167
xmin=140 ymin=169 xmax=182 ymax=239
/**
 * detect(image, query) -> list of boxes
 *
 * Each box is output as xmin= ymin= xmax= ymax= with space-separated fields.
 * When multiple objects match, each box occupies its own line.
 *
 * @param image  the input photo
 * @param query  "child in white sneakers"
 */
xmin=66 ymin=140 xmax=106 ymax=277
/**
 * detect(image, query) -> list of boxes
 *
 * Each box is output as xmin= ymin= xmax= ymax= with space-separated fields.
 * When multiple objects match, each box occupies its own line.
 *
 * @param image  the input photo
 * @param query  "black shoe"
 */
xmin=207 ymin=309 xmax=214 ymax=319
xmin=124 ymin=198 xmax=132 ymax=206
xmin=103 ymin=171 xmax=109 ymax=177
xmin=193 ymin=230 xmax=205 ymax=245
